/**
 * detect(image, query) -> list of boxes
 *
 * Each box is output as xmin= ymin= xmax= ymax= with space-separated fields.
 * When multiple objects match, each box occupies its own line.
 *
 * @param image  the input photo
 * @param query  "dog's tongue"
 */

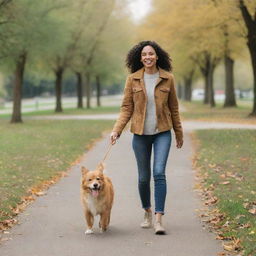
xmin=92 ymin=190 xmax=99 ymax=197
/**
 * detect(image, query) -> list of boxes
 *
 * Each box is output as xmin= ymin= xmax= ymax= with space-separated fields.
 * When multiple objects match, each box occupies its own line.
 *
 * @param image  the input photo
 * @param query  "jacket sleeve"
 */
xmin=168 ymin=75 xmax=183 ymax=141
xmin=112 ymin=75 xmax=134 ymax=136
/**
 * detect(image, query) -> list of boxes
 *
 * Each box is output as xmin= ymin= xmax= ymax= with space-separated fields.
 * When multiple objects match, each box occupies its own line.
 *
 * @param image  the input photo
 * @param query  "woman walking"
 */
xmin=110 ymin=41 xmax=183 ymax=235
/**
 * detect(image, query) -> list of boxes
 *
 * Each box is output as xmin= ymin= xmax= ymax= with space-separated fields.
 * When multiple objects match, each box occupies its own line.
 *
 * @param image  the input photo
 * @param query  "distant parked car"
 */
xmin=192 ymin=89 xmax=204 ymax=100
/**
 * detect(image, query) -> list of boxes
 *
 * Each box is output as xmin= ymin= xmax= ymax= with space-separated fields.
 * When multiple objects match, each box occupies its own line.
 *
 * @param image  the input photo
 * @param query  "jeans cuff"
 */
xmin=155 ymin=211 xmax=165 ymax=215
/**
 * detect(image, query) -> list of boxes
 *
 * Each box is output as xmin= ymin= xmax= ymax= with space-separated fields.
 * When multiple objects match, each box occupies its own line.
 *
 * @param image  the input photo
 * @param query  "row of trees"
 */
xmin=0 ymin=0 xmax=134 ymax=123
xmin=138 ymin=0 xmax=256 ymax=116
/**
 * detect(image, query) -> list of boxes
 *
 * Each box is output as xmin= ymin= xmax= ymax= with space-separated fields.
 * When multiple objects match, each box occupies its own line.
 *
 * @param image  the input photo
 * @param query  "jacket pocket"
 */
xmin=132 ymin=87 xmax=144 ymax=103
xmin=132 ymin=87 xmax=143 ymax=93
xmin=159 ymin=87 xmax=170 ymax=93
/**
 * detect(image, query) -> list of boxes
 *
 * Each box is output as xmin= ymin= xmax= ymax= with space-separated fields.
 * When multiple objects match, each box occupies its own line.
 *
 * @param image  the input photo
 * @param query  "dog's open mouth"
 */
xmin=90 ymin=187 xmax=100 ymax=197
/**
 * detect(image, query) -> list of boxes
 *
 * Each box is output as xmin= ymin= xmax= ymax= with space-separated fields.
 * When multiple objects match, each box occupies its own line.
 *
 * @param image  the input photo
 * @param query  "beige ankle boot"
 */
xmin=154 ymin=221 xmax=166 ymax=235
xmin=140 ymin=211 xmax=152 ymax=228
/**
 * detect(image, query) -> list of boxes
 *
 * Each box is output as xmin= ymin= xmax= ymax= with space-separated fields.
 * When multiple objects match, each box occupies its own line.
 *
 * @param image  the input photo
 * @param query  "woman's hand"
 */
xmin=176 ymin=138 xmax=183 ymax=149
xmin=110 ymin=132 xmax=119 ymax=145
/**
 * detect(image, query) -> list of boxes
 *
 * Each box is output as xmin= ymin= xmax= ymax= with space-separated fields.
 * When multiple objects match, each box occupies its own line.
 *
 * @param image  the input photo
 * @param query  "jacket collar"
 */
xmin=132 ymin=67 xmax=169 ymax=79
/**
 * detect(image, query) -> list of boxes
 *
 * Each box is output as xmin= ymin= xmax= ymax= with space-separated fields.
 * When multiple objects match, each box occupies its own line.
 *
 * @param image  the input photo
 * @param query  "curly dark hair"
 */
xmin=125 ymin=40 xmax=172 ymax=73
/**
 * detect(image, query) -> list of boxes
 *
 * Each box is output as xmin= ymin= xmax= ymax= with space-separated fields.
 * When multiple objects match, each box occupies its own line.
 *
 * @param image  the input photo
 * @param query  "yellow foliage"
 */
xmin=137 ymin=0 xmax=248 ymax=80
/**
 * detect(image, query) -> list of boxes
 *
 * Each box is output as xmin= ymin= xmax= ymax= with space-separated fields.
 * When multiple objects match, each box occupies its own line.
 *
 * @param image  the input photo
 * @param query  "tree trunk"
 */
xmin=85 ymin=73 xmax=91 ymax=109
xmin=184 ymin=78 xmax=191 ymax=101
xmin=177 ymin=83 xmax=182 ymax=99
xmin=55 ymin=67 xmax=64 ymax=112
xmin=208 ymin=63 xmax=215 ymax=107
xmin=224 ymin=55 xmax=237 ymax=107
xmin=184 ymin=69 xmax=194 ymax=101
xmin=239 ymin=0 xmax=256 ymax=116
xmin=248 ymin=43 xmax=256 ymax=116
xmin=96 ymin=75 xmax=101 ymax=107
xmin=76 ymin=72 xmax=83 ymax=108
xmin=203 ymin=58 xmax=210 ymax=104
xmin=203 ymin=72 xmax=209 ymax=104
xmin=11 ymin=53 xmax=26 ymax=123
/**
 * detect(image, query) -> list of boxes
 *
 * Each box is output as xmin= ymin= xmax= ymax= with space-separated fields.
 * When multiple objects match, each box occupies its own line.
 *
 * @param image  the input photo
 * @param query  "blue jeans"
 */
xmin=132 ymin=131 xmax=172 ymax=214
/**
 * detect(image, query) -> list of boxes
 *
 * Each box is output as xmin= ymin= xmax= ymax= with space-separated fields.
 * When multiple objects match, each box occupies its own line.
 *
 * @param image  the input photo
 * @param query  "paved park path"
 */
xmin=1 ymin=119 xmax=255 ymax=256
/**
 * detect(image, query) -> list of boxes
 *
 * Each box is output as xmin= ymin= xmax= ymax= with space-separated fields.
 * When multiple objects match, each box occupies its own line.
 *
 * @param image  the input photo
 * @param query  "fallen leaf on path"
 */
xmin=243 ymin=202 xmax=249 ymax=209
xmin=239 ymin=157 xmax=249 ymax=161
xmin=23 ymin=195 xmax=35 ymax=202
xmin=34 ymin=191 xmax=47 ymax=196
xmin=223 ymin=244 xmax=233 ymax=252
xmin=248 ymin=208 xmax=256 ymax=215
xmin=0 ymin=237 xmax=12 ymax=242
xmin=193 ymin=183 xmax=202 ymax=190
xmin=239 ymin=223 xmax=251 ymax=229
xmin=216 ymin=235 xmax=225 ymax=240
xmin=220 ymin=181 xmax=230 ymax=185
xmin=222 ymin=238 xmax=241 ymax=252
xmin=223 ymin=221 xmax=230 ymax=227
xmin=205 ymin=196 xmax=218 ymax=205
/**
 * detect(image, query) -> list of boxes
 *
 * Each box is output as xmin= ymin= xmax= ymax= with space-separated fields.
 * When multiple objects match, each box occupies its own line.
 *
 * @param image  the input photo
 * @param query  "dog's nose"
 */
xmin=93 ymin=183 xmax=98 ymax=188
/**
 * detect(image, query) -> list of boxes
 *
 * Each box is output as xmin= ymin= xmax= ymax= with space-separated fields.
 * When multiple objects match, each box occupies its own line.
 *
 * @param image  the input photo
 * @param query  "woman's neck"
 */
xmin=144 ymin=66 xmax=158 ymax=74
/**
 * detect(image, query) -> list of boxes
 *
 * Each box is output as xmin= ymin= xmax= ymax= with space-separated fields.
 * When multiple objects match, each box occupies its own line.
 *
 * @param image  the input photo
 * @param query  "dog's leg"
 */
xmin=107 ymin=211 xmax=111 ymax=226
xmin=99 ymin=211 xmax=110 ymax=232
xmin=85 ymin=211 xmax=94 ymax=234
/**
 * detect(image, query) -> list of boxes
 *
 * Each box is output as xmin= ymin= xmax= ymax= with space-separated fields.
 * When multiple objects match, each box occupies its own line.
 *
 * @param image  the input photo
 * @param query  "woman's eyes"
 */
xmin=142 ymin=53 xmax=155 ymax=56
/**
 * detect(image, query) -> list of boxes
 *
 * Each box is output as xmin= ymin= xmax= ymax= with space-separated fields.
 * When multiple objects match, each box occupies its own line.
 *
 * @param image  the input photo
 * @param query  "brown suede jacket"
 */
xmin=112 ymin=67 xmax=183 ymax=141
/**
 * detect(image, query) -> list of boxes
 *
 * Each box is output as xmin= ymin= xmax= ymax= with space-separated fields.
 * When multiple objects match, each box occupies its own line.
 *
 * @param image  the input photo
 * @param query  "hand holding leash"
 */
xmin=110 ymin=131 xmax=119 ymax=145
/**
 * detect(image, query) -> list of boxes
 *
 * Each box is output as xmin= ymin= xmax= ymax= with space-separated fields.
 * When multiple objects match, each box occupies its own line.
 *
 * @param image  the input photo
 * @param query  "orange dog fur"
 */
xmin=81 ymin=163 xmax=114 ymax=234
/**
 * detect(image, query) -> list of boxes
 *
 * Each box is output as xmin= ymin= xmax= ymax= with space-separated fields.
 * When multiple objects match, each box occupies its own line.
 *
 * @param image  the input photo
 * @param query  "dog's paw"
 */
xmin=85 ymin=229 xmax=94 ymax=235
xmin=100 ymin=228 xmax=107 ymax=233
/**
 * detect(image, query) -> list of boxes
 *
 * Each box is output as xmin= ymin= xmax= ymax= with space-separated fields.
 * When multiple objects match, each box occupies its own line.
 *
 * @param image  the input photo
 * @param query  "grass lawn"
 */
xmin=0 ymin=119 xmax=114 ymax=226
xmin=181 ymin=101 xmax=256 ymax=124
xmin=193 ymin=129 xmax=256 ymax=255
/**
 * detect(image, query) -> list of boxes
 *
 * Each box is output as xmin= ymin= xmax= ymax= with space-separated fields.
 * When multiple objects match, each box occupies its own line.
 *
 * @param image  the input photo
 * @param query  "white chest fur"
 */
xmin=87 ymin=195 xmax=100 ymax=216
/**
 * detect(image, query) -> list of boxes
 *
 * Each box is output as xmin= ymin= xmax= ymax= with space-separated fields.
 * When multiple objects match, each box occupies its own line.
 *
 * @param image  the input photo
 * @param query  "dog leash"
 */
xmin=101 ymin=142 xmax=113 ymax=164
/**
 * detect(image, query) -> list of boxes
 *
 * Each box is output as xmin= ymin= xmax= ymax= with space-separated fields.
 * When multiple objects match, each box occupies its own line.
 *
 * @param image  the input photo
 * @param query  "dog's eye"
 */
xmin=88 ymin=178 xmax=92 ymax=181
xmin=96 ymin=177 xmax=100 ymax=180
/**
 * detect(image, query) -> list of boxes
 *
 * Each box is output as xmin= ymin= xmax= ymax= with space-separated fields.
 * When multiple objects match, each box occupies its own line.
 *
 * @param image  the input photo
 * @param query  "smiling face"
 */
xmin=140 ymin=45 xmax=158 ymax=69
xmin=81 ymin=167 xmax=105 ymax=198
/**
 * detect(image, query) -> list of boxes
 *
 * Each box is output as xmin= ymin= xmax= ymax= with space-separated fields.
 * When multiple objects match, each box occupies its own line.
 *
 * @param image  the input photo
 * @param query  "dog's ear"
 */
xmin=81 ymin=166 xmax=89 ymax=176
xmin=97 ymin=162 xmax=105 ymax=173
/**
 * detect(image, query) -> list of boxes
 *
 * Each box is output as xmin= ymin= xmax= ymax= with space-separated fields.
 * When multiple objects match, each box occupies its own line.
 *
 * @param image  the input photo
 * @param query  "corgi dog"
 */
xmin=81 ymin=163 xmax=114 ymax=234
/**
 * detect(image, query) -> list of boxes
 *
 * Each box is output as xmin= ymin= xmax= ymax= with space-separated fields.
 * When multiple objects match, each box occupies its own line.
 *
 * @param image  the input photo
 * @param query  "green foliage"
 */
xmin=0 ymin=0 xmax=135 ymax=95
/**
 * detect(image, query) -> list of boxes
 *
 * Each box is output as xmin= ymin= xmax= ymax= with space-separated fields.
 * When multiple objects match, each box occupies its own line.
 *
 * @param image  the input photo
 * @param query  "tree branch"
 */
xmin=239 ymin=0 xmax=254 ymax=28
xmin=84 ymin=0 xmax=115 ymax=66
